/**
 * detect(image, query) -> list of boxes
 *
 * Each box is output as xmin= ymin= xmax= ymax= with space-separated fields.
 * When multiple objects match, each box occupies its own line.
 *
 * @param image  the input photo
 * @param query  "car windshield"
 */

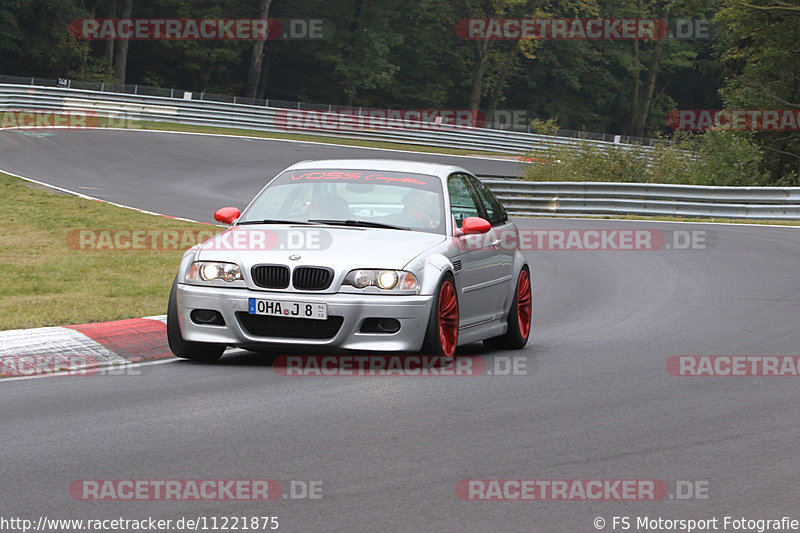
xmin=238 ymin=169 xmax=446 ymax=234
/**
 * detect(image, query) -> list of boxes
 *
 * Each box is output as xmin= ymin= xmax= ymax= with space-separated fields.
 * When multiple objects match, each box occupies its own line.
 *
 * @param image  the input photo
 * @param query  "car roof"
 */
xmin=283 ymin=159 xmax=470 ymax=180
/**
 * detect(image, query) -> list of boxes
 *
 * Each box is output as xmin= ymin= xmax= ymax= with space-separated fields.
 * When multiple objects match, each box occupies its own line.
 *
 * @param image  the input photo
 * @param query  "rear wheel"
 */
xmin=422 ymin=273 xmax=459 ymax=358
xmin=483 ymin=266 xmax=531 ymax=350
xmin=167 ymin=279 xmax=226 ymax=361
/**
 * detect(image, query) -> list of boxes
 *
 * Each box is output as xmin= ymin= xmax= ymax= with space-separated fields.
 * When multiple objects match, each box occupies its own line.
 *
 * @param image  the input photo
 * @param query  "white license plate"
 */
xmin=248 ymin=298 xmax=328 ymax=320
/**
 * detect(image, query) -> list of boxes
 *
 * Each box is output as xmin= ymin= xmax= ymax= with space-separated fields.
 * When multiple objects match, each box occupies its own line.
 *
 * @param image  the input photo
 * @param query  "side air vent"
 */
xmin=452 ymin=260 xmax=462 ymax=272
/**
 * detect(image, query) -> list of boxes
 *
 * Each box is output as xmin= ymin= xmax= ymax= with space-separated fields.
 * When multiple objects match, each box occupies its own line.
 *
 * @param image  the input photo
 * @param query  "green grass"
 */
xmin=0 ymin=172 xmax=215 ymax=330
xmin=119 ymin=119 xmax=503 ymax=157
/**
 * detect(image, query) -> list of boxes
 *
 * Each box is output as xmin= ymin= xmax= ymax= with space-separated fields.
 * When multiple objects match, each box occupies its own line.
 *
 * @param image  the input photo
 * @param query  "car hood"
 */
xmin=195 ymin=225 xmax=446 ymax=272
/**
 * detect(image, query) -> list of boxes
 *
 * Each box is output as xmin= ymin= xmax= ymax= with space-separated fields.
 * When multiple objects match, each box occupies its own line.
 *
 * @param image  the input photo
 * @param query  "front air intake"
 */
xmin=237 ymin=313 xmax=343 ymax=339
xmin=292 ymin=266 xmax=333 ymax=290
xmin=252 ymin=265 xmax=290 ymax=289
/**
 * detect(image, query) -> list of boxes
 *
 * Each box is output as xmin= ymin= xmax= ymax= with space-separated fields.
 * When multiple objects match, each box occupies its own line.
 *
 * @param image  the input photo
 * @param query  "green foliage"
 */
xmin=0 ymin=0 xmax=796 ymax=184
xmin=715 ymin=0 xmax=800 ymax=183
xmin=687 ymin=131 xmax=772 ymax=186
xmin=523 ymin=130 xmax=771 ymax=186
xmin=529 ymin=117 xmax=560 ymax=135
xmin=0 ymin=0 xmax=90 ymax=77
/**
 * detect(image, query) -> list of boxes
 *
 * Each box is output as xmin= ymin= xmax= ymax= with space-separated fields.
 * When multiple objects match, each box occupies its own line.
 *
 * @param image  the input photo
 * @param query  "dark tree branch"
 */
xmin=731 ymin=73 xmax=800 ymax=108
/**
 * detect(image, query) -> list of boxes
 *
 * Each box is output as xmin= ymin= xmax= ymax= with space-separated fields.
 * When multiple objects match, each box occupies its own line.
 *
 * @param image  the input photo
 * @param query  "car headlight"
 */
xmin=187 ymin=261 xmax=243 ymax=283
xmin=344 ymin=269 xmax=418 ymax=291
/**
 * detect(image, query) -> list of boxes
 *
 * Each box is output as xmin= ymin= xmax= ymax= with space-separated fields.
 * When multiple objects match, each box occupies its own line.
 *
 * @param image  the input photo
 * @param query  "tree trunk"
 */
xmin=339 ymin=0 xmax=365 ymax=105
xmin=104 ymin=0 xmax=116 ymax=70
xmin=113 ymin=0 xmax=132 ymax=85
xmin=627 ymin=37 xmax=641 ymax=134
xmin=633 ymin=35 xmax=666 ymax=137
xmin=79 ymin=0 xmax=99 ymax=77
xmin=633 ymin=7 xmax=670 ymax=137
xmin=255 ymin=47 xmax=273 ymax=100
xmin=344 ymin=80 xmax=357 ymax=107
xmin=468 ymin=39 xmax=490 ymax=111
xmin=244 ymin=0 xmax=273 ymax=100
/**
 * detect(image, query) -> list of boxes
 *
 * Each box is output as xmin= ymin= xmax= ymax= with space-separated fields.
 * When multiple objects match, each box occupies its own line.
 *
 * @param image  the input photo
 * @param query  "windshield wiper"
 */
xmin=308 ymin=219 xmax=409 ymax=230
xmin=237 ymin=219 xmax=322 ymax=226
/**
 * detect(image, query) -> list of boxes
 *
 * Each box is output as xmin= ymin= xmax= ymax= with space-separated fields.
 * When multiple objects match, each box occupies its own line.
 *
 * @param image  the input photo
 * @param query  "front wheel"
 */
xmin=421 ymin=273 xmax=459 ymax=357
xmin=483 ymin=266 xmax=531 ymax=350
xmin=167 ymin=279 xmax=226 ymax=361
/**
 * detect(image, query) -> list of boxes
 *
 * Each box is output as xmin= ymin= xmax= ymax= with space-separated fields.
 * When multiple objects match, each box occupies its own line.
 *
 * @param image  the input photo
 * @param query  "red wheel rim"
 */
xmin=517 ymin=269 xmax=532 ymax=340
xmin=438 ymin=281 xmax=459 ymax=357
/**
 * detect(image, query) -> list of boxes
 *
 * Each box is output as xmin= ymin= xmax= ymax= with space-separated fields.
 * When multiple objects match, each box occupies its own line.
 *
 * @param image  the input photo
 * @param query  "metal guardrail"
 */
xmin=478 ymin=177 xmax=800 ymax=219
xmin=0 ymin=83 xmax=655 ymax=156
xmin=1 ymin=84 xmax=797 ymax=219
xmin=0 ymin=74 xmax=659 ymax=145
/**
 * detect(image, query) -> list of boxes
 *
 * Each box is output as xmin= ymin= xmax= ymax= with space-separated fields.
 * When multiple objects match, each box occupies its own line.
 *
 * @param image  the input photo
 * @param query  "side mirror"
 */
xmin=461 ymin=216 xmax=491 ymax=235
xmin=214 ymin=207 xmax=241 ymax=225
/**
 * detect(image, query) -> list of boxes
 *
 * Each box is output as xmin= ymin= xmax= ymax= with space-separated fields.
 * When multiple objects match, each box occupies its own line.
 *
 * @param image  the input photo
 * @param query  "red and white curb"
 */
xmin=0 ymin=315 xmax=173 ymax=378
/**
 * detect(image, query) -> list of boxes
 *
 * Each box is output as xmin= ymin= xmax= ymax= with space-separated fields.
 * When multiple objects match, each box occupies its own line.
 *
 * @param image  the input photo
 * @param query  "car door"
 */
xmin=466 ymin=174 xmax=515 ymax=311
xmin=448 ymin=173 xmax=506 ymax=327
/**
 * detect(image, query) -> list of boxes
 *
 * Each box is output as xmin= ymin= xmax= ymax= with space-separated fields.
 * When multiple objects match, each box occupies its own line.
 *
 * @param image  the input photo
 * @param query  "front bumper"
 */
xmin=176 ymin=283 xmax=434 ymax=352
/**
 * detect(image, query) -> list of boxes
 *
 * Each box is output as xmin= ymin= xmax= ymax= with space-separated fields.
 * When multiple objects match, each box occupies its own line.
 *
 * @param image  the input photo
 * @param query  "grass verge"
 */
xmin=121 ymin=119 xmax=503 ymax=158
xmin=0 ymin=172 xmax=215 ymax=330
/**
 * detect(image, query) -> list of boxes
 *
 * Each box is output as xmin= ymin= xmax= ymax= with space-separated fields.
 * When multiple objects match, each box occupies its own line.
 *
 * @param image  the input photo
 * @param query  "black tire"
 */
xmin=167 ymin=278 xmax=226 ymax=361
xmin=421 ymin=273 xmax=459 ymax=357
xmin=483 ymin=266 xmax=531 ymax=350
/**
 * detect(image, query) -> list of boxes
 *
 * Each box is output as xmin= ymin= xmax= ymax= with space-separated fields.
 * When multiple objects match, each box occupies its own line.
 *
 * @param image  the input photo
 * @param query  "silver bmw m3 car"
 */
xmin=167 ymin=159 xmax=531 ymax=360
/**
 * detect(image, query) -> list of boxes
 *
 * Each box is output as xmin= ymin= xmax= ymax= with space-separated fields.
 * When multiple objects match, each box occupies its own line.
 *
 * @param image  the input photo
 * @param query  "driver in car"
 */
xmin=402 ymin=190 xmax=440 ymax=229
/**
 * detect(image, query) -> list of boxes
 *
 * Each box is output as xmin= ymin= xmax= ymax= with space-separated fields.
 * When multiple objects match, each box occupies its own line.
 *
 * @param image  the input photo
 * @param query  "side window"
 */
xmin=468 ymin=175 xmax=507 ymax=225
xmin=448 ymin=174 xmax=481 ymax=227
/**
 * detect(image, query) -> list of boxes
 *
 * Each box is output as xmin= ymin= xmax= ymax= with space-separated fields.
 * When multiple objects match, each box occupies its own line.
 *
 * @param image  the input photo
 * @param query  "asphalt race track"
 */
xmin=1 ymin=129 xmax=799 ymax=532
xmin=0 ymin=129 xmax=524 ymax=222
